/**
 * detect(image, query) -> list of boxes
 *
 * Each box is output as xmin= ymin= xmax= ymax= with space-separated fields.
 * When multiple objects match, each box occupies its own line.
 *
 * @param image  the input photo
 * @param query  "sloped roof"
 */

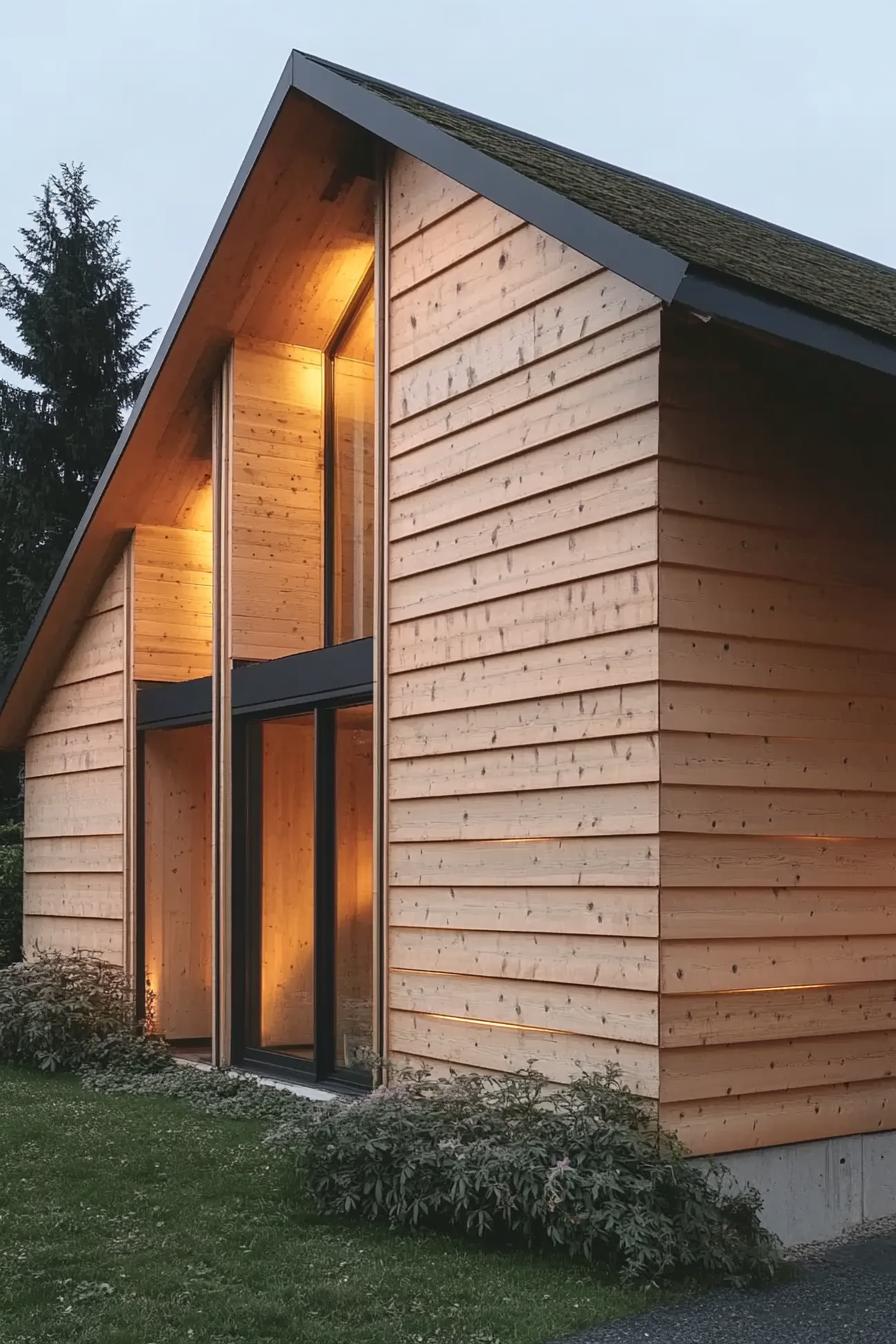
xmin=1 ymin=48 xmax=895 ymax=747
xmin=318 ymin=57 xmax=896 ymax=342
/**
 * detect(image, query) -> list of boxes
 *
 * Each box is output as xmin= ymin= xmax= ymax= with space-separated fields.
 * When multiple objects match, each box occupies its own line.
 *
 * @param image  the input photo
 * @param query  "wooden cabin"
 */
xmin=3 ymin=50 xmax=896 ymax=1241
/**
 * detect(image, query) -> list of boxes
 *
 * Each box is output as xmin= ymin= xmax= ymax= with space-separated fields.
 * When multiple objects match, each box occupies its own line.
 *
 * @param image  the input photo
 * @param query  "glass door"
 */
xmin=234 ymin=699 xmax=374 ymax=1085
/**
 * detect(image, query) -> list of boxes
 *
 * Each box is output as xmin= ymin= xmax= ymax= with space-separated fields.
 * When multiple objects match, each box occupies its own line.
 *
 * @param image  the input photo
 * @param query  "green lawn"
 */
xmin=0 ymin=1066 xmax=656 ymax=1344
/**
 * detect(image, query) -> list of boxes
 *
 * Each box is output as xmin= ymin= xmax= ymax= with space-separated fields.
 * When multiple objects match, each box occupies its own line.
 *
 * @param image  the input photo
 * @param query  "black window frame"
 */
xmin=136 ymin=259 xmax=378 ymax=1088
xmin=231 ymin=676 xmax=374 ymax=1089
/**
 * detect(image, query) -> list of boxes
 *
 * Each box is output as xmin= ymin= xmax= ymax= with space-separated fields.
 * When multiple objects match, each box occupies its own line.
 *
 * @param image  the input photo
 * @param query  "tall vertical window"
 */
xmin=330 ymin=286 xmax=375 ymax=643
xmin=258 ymin=713 xmax=316 ymax=1058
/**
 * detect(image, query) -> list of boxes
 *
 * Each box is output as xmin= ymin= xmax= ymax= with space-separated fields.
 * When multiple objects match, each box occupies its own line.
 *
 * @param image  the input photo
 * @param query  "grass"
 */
xmin=0 ymin=1065 xmax=657 ymax=1344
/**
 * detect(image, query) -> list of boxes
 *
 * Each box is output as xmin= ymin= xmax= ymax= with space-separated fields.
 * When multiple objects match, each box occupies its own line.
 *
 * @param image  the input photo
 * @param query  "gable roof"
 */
xmin=296 ymin=52 xmax=896 ymax=373
xmin=321 ymin=58 xmax=896 ymax=343
xmin=1 ymin=48 xmax=895 ymax=749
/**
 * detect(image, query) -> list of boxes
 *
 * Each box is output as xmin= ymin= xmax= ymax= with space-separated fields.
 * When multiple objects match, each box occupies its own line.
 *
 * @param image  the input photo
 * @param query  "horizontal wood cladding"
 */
xmin=390 ymin=970 xmax=658 ymax=1045
xmin=22 ymin=871 xmax=125 ymax=921
xmin=390 ymin=783 xmax=659 ymax=841
xmin=390 ymin=225 xmax=602 ymax=371
xmin=390 ymin=836 xmax=659 ymax=887
xmin=663 ymin=982 xmax=896 ymax=1048
xmin=390 ymin=567 xmax=658 ymax=672
xmin=389 ymin=684 xmax=659 ymax=759
xmin=24 ymin=723 xmax=124 ymax=779
xmin=661 ymin=887 xmax=896 ymax=940
xmin=20 ymin=913 xmax=123 ymax=961
xmin=658 ymin=315 xmax=896 ymax=1154
xmin=23 ymin=552 xmax=129 ymax=964
xmin=391 ymin=457 xmax=658 ymax=583
xmin=132 ymin=524 xmax=212 ymax=681
xmin=24 ymin=835 xmax=123 ymax=873
xmin=662 ymin=1029 xmax=896 ymax=1103
xmin=390 ymin=1010 xmax=659 ymax=1094
xmin=390 ymin=357 xmax=659 ymax=504
xmin=663 ymin=732 xmax=896 ymax=793
xmin=386 ymin=153 xmax=661 ymax=1090
xmin=231 ymin=338 xmax=323 ymax=660
xmin=391 ymin=406 xmax=659 ymax=540
xmin=29 ymin=673 xmax=124 ymax=738
xmin=662 ymin=936 xmax=896 ymax=994
xmin=662 ymin=1078 xmax=896 ymax=1156
xmin=392 ymin=313 xmax=659 ymax=467
xmin=390 ymin=928 xmax=658 ymax=991
xmin=24 ymin=768 xmax=123 ymax=839
xmin=390 ymin=196 xmax=522 ymax=297
xmin=662 ymin=633 xmax=896 ymax=700
xmin=389 ymin=733 xmax=660 ymax=797
xmin=390 ymin=629 xmax=658 ymax=719
xmin=390 ymin=886 xmax=658 ymax=938
xmin=389 ymin=509 xmax=658 ymax=625
xmin=662 ymin=566 xmax=896 ymax=653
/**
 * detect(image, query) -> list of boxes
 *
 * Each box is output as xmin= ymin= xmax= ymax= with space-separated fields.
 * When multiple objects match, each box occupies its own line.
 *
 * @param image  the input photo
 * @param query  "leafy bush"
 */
xmin=298 ymin=1066 xmax=781 ymax=1285
xmin=0 ymin=950 xmax=170 ymax=1073
xmin=0 ymin=820 xmax=23 ymax=968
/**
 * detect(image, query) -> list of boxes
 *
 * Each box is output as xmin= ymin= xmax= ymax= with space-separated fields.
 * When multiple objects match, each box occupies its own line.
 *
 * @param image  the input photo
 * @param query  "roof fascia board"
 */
xmin=0 ymin=59 xmax=297 ymax=723
xmin=674 ymin=267 xmax=896 ymax=379
xmin=288 ymin=51 xmax=688 ymax=302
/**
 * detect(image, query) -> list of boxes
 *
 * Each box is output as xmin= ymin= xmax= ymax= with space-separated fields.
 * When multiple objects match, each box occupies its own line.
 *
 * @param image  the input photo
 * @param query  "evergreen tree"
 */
xmin=0 ymin=163 xmax=154 ymax=671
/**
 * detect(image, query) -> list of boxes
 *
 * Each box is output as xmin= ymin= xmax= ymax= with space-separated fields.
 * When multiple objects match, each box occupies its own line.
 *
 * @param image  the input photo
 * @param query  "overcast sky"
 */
xmin=1 ymin=0 xmax=895 ymax=357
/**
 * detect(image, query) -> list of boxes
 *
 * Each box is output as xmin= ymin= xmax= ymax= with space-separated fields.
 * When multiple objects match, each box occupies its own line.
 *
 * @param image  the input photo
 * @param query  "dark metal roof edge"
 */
xmin=0 ymin=58 xmax=297 ymax=729
xmin=673 ymin=266 xmax=896 ymax=378
xmin=306 ymin=53 xmax=896 ymax=287
xmin=287 ymin=50 xmax=688 ymax=302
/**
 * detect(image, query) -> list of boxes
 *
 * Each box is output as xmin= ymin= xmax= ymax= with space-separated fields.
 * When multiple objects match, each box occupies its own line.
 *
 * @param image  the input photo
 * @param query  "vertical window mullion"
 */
xmin=323 ymin=353 xmax=335 ymax=648
xmin=238 ymin=719 xmax=263 ymax=1056
xmin=314 ymin=706 xmax=336 ymax=1079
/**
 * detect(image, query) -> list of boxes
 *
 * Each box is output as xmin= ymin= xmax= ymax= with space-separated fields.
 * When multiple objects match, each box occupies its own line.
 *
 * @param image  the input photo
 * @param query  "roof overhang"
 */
xmin=2 ymin=48 xmax=895 ymax=749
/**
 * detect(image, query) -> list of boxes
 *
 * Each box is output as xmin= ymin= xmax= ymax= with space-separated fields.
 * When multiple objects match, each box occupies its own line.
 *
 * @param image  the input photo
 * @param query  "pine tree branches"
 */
xmin=0 ymin=163 xmax=155 ymax=671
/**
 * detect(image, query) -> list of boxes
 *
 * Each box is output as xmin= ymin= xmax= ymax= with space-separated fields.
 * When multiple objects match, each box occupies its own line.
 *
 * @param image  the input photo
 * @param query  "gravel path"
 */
xmin=551 ymin=1224 xmax=896 ymax=1343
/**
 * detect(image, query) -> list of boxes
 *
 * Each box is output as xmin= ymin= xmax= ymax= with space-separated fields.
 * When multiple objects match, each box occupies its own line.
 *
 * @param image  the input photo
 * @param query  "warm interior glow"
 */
xmin=260 ymin=715 xmax=315 ymax=1051
xmin=143 ymin=724 xmax=213 ymax=1041
xmin=184 ymin=478 xmax=214 ymax=533
xmin=255 ymin=705 xmax=374 ymax=1069
xmin=422 ymin=1011 xmax=561 ymax=1036
xmin=683 ymin=984 xmax=834 ymax=997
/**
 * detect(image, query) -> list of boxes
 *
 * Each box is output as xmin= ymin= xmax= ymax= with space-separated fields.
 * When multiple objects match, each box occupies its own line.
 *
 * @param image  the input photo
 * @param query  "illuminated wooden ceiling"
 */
xmin=0 ymin=91 xmax=376 ymax=746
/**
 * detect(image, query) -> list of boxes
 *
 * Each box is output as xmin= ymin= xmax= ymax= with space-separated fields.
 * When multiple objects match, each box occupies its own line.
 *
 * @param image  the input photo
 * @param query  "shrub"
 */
xmin=0 ymin=820 xmax=23 ymax=968
xmin=298 ymin=1066 xmax=781 ymax=1285
xmin=0 ymin=950 xmax=170 ymax=1073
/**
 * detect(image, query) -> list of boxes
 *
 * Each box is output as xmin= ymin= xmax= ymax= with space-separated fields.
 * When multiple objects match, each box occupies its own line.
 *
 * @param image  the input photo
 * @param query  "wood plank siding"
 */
xmin=23 ymin=552 xmax=131 ymax=963
xmin=230 ymin=338 xmax=324 ymax=661
xmin=132 ymin=524 xmax=212 ymax=681
xmin=385 ymin=154 xmax=663 ymax=1096
xmin=657 ymin=314 xmax=896 ymax=1154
